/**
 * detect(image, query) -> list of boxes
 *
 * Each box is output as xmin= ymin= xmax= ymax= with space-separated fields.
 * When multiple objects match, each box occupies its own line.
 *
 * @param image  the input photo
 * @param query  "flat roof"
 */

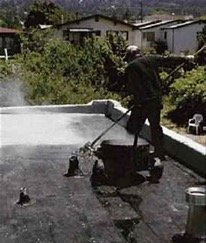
xmin=0 ymin=105 xmax=204 ymax=242
xmin=0 ymin=112 xmax=134 ymax=146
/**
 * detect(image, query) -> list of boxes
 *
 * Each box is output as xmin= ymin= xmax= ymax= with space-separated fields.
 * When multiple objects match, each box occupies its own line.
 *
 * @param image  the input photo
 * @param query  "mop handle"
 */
xmin=164 ymin=45 xmax=206 ymax=83
xmin=90 ymin=106 xmax=133 ymax=147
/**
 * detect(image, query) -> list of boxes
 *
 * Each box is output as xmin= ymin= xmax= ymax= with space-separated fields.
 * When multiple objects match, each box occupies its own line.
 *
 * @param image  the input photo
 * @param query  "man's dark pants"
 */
xmin=127 ymin=100 xmax=165 ymax=159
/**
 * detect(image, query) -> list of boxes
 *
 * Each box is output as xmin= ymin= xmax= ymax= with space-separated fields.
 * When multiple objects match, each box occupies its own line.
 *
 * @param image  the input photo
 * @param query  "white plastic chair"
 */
xmin=187 ymin=114 xmax=203 ymax=135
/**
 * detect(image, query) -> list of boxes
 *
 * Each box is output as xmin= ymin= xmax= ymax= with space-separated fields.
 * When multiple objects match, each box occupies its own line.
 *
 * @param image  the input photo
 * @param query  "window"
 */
xmin=143 ymin=32 xmax=155 ymax=42
xmin=106 ymin=30 xmax=128 ymax=40
xmin=5 ymin=37 xmax=14 ymax=49
xmin=120 ymin=31 xmax=128 ymax=40
xmin=94 ymin=31 xmax=101 ymax=36
xmin=68 ymin=32 xmax=80 ymax=44
xmin=164 ymin=32 xmax=167 ymax=40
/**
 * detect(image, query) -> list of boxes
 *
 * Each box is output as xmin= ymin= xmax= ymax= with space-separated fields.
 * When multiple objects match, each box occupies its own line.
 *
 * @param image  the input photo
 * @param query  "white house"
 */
xmin=162 ymin=20 xmax=206 ymax=54
xmin=54 ymin=14 xmax=160 ymax=46
xmin=137 ymin=19 xmax=182 ymax=49
xmin=54 ymin=14 xmax=206 ymax=55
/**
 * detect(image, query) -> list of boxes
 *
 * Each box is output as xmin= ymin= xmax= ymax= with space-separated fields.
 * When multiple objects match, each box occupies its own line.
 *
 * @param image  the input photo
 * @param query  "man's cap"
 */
xmin=125 ymin=45 xmax=141 ymax=61
xmin=126 ymin=45 xmax=140 ymax=53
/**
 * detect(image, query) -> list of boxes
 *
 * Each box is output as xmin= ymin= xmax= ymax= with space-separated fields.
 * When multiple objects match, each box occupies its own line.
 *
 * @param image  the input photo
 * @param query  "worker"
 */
xmin=124 ymin=46 xmax=195 ymax=162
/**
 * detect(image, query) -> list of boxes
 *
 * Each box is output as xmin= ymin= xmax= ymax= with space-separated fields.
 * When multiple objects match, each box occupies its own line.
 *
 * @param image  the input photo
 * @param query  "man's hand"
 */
xmin=184 ymin=55 xmax=196 ymax=71
xmin=186 ymin=55 xmax=195 ymax=61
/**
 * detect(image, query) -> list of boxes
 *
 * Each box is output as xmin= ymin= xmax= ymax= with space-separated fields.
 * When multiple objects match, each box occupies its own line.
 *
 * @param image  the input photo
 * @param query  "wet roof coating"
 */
xmin=0 ymin=109 xmax=204 ymax=242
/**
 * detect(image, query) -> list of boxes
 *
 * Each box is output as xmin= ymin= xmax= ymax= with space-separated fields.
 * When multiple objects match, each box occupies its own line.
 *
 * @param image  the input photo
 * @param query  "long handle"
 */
xmin=163 ymin=45 xmax=206 ymax=84
xmin=90 ymin=106 xmax=133 ymax=147
xmin=132 ymin=133 xmax=138 ymax=170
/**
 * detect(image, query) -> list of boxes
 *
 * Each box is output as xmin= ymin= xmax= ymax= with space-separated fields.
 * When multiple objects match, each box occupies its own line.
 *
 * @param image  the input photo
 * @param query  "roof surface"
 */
xmin=0 ymin=112 xmax=133 ymax=146
xmin=0 ymin=107 xmax=204 ymax=242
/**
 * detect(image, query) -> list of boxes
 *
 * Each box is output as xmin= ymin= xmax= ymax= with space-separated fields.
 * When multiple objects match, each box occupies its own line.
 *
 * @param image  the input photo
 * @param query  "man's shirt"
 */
xmin=125 ymin=55 xmax=162 ymax=105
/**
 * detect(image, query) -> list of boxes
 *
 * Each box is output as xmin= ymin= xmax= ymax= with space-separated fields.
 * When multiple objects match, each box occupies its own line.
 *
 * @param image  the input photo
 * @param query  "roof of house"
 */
xmin=57 ymin=14 xmax=170 ymax=30
xmin=139 ymin=19 xmax=182 ymax=30
xmin=162 ymin=19 xmax=206 ymax=29
xmin=56 ymin=14 xmax=205 ymax=32
xmin=132 ymin=20 xmax=161 ymax=28
xmin=0 ymin=27 xmax=19 ymax=34
xmin=57 ymin=14 xmax=136 ymax=29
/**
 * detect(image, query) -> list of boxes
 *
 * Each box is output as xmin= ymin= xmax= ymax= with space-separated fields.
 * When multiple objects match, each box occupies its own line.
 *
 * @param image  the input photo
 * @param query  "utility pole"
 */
xmin=140 ymin=0 xmax=143 ymax=22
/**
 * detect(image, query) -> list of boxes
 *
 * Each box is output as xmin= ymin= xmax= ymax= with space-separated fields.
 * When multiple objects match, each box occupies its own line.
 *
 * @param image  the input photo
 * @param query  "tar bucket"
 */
xmin=185 ymin=186 xmax=206 ymax=240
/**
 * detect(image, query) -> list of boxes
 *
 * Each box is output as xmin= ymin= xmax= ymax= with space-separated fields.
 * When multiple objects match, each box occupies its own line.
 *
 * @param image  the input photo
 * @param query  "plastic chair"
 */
xmin=187 ymin=114 xmax=203 ymax=135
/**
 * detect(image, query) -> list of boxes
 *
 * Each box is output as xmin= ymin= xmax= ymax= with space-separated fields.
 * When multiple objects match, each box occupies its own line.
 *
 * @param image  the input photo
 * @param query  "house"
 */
xmin=0 ymin=27 xmax=21 ymax=58
xmin=162 ymin=20 xmax=206 ymax=54
xmin=55 ymin=14 xmax=205 ymax=55
xmin=136 ymin=19 xmax=182 ymax=49
xmin=54 ymin=14 xmax=161 ymax=45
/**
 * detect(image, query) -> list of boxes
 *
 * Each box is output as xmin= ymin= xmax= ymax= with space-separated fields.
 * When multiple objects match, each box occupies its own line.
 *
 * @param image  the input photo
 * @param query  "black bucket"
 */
xmin=97 ymin=139 xmax=150 ymax=179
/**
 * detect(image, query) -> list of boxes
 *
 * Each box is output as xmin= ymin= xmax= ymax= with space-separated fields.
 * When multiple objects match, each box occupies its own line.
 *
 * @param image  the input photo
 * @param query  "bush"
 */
xmin=154 ymin=40 xmax=168 ymax=54
xmin=11 ymin=35 xmax=127 ymax=105
xmin=168 ymin=66 xmax=206 ymax=125
xmin=0 ymin=60 xmax=13 ymax=78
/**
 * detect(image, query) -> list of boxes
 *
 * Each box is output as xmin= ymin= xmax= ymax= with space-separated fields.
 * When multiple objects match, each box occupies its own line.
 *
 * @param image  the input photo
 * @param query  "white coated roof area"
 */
xmin=131 ymin=20 xmax=161 ymax=27
xmin=0 ymin=111 xmax=133 ymax=146
xmin=162 ymin=20 xmax=204 ymax=29
xmin=139 ymin=20 xmax=179 ymax=30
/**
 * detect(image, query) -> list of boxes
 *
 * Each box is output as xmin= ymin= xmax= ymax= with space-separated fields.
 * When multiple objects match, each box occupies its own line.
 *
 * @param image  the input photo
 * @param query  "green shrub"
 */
xmin=20 ymin=28 xmax=54 ymax=53
xmin=0 ymin=60 xmax=13 ymax=78
xmin=12 ymin=35 xmax=126 ymax=105
xmin=168 ymin=66 xmax=206 ymax=124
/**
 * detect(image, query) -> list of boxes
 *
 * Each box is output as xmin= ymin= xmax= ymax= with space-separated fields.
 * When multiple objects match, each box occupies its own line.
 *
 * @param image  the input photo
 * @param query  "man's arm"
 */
xmin=147 ymin=54 xmax=194 ymax=70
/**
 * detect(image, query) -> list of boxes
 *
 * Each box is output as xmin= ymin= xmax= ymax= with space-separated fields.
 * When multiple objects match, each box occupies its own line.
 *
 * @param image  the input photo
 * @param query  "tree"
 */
xmin=0 ymin=2 xmax=21 ymax=28
xmin=24 ymin=0 xmax=74 ymax=28
xmin=21 ymin=28 xmax=54 ymax=53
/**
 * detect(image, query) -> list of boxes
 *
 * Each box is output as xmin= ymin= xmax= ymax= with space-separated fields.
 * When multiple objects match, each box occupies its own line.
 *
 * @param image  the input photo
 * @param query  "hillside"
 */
xmin=0 ymin=0 xmax=206 ymax=19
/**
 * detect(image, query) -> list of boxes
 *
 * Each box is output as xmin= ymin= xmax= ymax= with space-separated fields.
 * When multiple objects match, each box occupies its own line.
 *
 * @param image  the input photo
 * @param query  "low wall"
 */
xmin=0 ymin=100 xmax=109 ymax=114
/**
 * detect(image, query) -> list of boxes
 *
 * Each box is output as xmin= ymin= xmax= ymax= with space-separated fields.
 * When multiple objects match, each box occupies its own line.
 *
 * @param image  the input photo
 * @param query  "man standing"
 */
xmin=125 ymin=45 xmax=165 ymax=160
xmin=126 ymin=46 xmax=194 ymax=160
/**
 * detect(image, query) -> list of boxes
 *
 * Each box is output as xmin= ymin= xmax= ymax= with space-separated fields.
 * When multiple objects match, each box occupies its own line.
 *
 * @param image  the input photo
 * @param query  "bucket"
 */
xmin=185 ymin=186 xmax=206 ymax=240
xmin=99 ymin=139 xmax=150 ymax=179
